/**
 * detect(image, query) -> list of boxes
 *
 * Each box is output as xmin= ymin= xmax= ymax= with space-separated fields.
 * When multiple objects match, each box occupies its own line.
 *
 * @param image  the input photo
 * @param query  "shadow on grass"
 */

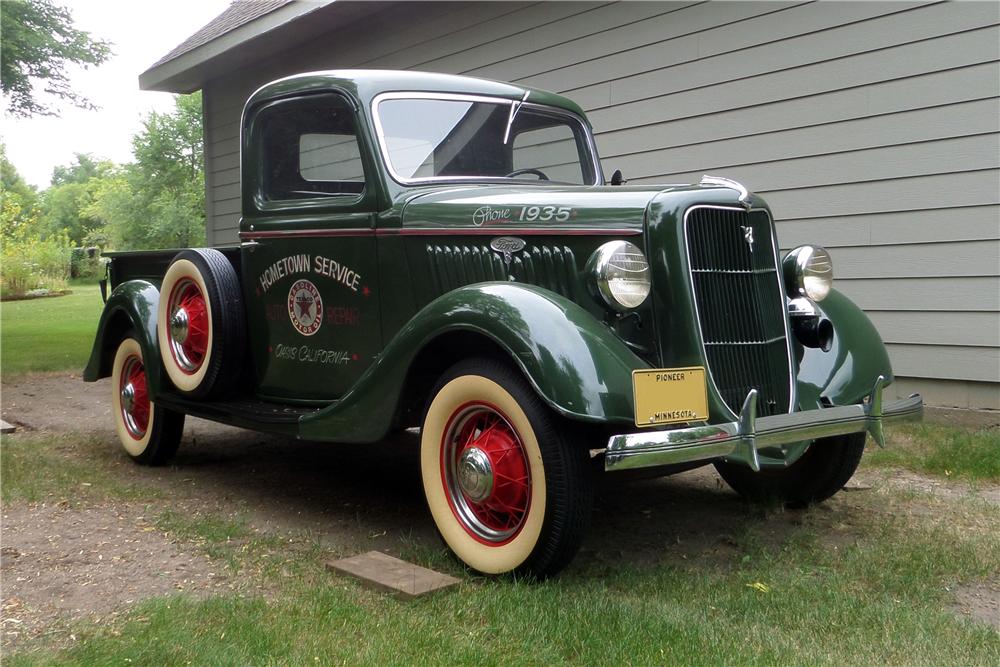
xmin=45 ymin=424 xmax=862 ymax=578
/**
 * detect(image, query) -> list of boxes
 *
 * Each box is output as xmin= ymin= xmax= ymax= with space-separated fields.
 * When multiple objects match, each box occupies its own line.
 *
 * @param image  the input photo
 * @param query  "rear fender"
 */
xmin=795 ymin=289 xmax=894 ymax=409
xmin=300 ymin=283 xmax=647 ymax=442
xmin=82 ymin=280 xmax=165 ymax=396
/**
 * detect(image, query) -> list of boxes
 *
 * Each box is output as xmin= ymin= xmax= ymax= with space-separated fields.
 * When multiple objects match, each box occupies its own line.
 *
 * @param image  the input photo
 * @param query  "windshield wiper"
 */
xmin=503 ymin=91 xmax=530 ymax=145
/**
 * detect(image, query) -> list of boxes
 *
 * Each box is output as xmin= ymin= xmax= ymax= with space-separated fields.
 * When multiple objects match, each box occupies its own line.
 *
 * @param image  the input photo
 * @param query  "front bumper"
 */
xmin=605 ymin=376 xmax=922 ymax=472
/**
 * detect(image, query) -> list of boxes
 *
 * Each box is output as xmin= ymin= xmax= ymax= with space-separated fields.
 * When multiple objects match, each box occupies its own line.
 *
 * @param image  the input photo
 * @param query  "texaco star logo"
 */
xmin=287 ymin=279 xmax=323 ymax=336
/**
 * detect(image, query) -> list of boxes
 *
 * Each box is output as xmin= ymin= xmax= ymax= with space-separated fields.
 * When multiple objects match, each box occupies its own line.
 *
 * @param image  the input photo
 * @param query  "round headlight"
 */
xmin=587 ymin=240 xmax=651 ymax=310
xmin=784 ymin=245 xmax=833 ymax=302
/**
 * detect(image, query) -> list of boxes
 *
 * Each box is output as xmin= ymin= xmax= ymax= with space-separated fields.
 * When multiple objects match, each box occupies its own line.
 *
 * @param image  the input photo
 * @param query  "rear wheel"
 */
xmin=157 ymin=248 xmax=245 ymax=398
xmin=420 ymin=358 xmax=591 ymax=578
xmin=714 ymin=433 xmax=866 ymax=505
xmin=111 ymin=337 xmax=184 ymax=465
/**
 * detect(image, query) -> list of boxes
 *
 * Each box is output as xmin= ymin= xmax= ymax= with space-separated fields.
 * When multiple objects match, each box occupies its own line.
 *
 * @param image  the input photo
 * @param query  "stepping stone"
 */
xmin=326 ymin=551 xmax=460 ymax=599
xmin=0 ymin=419 xmax=15 ymax=434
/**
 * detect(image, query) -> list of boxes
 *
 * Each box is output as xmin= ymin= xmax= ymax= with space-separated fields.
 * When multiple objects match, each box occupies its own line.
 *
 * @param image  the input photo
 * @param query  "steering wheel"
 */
xmin=505 ymin=168 xmax=550 ymax=181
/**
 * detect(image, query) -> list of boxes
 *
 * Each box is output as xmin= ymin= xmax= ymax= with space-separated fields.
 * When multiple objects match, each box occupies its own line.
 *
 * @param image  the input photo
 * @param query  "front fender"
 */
xmin=300 ymin=283 xmax=648 ymax=442
xmin=795 ymin=288 xmax=894 ymax=409
xmin=82 ymin=280 xmax=164 ymax=396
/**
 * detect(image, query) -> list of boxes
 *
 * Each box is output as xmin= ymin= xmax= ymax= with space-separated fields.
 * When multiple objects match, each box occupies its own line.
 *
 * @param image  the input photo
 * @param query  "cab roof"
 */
xmin=244 ymin=69 xmax=589 ymax=121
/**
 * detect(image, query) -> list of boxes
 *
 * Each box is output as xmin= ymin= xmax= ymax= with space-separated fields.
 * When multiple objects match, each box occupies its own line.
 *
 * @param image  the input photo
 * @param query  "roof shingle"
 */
xmin=149 ymin=0 xmax=294 ymax=69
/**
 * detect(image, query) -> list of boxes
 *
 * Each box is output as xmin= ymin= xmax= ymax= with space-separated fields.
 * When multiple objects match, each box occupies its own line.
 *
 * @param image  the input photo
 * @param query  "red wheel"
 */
xmin=157 ymin=248 xmax=245 ymax=398
xmin=441 ymin=403 xmax=532 ymax=545
xmin=421 ymin=358 xmax=591 ymax=577
xmin=164 ymin=278 xmax=209 ymax=375
xmin=118 ymin=352 xmax=151 ymax=440
xmin=112 ymin=337 xmax=184 ymax=465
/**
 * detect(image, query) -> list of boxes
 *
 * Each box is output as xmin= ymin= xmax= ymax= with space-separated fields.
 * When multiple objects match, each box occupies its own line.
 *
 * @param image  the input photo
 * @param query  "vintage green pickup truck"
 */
xmin=85 ymin=70 xmax=922 ymax=577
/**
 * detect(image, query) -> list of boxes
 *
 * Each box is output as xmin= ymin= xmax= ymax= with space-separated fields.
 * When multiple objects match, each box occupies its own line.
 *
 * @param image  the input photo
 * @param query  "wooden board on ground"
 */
xmin=326 ymin=551 xmax=460 ymax=599
xmin=0 ymin=419 xmax=16 ymax=434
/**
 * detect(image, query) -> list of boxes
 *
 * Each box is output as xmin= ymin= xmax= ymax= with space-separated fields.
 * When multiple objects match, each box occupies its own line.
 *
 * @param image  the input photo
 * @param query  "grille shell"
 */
xmin=684 ymin=206 xmax=793 ymax=417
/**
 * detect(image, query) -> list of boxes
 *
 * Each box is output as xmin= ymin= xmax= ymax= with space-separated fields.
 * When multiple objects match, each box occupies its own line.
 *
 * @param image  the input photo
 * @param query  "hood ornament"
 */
xmin=490 ymin=237 xmax=526 ymax=280
xmin=700 ymin=175 xmax=750 ymax=208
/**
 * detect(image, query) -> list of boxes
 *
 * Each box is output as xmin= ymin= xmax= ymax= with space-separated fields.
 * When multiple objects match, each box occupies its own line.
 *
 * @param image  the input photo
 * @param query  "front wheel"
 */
xmin=714 ymin=432 xmax=867 ymax=505
xmin=420 ymin=358 xmax=591 ymax=578
xmin=111 ymin=337 xmax=185 ymax=465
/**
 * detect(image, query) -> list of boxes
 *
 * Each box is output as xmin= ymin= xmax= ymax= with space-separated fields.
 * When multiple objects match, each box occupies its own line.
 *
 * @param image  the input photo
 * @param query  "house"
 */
xmin=140 ymin=0 xmax=1000 ymax=412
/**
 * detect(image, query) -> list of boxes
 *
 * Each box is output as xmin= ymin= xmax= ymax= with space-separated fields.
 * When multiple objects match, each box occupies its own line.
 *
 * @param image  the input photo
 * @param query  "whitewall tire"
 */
xmin=421 ymin=358 xmax=591 ymax=577
xmin=111 ymin=336 xmax=184 ymax=465
xmin=157 ymin=248 xmax=245 ymax=398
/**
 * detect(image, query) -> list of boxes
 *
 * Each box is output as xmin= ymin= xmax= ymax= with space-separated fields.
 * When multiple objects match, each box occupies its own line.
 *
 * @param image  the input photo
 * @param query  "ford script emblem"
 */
xmin=490 ymin=237 xmax=526 ymax=278
xmin=490 ymin=237 xmax=526 ymax=255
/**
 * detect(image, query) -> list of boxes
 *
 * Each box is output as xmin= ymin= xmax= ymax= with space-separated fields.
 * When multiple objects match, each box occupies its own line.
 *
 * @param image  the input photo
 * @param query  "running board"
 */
xmin=155 ymin=393 xmax=329 ymax=436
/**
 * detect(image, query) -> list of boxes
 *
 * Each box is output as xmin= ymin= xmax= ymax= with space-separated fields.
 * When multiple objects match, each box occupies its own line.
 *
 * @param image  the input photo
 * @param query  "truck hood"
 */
xmin=398 ymin=184 xmax=682 ymax=233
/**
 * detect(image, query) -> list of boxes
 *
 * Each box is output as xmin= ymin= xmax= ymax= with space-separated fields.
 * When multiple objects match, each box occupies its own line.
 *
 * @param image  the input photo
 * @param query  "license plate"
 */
xmin=632 ymin=367 xmax=709 ymax=427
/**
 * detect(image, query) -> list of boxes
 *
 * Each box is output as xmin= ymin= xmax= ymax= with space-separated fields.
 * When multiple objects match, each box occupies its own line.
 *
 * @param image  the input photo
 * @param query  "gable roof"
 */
xmin=140 ymin=0 xmax=379 ymax=93
xmin=148 ymin=0 xmax=294 ymax=70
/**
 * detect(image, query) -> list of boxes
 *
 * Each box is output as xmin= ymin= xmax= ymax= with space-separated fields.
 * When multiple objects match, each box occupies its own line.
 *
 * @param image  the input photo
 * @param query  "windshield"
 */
xmin=373 ymin=94 xmax=598 ymax=185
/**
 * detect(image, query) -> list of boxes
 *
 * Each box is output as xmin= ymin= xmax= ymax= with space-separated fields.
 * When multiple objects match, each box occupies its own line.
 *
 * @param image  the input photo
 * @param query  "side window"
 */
xmin=258 ymin=95 xmax=365 ymax=201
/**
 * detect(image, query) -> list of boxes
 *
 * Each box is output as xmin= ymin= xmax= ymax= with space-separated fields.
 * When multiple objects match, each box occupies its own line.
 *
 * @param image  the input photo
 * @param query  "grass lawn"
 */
xmin=0 ymin=281 xmax=103 ymax=381
xmin=12 ymin=528 xmax=999 ymax=666
xmin=869 ymin=423 xmax=1000 ymax=483
xmin=3 ymin=433 xmax=999 ymax=666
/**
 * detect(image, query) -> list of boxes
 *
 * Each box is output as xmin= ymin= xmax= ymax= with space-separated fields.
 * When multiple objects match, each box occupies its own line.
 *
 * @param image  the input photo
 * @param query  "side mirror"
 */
xmin=610 ymin=169 xmax=626 ymax=186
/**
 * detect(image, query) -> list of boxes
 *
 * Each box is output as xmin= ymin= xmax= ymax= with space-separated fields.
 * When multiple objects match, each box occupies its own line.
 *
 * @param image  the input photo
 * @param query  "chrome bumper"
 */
xmin=605 ymin=376 xmax=922 ymax=472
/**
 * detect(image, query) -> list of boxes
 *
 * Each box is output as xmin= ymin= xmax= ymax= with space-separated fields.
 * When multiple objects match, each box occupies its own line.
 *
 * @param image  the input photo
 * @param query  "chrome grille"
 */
xmin=685 ymin=206 xmax=791 ymax=417
xmin=426 ymin=244 xmax=577 ymax=298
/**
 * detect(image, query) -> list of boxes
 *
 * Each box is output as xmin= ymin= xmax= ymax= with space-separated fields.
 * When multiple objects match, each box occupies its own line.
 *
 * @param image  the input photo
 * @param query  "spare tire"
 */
xmin=157 ymin=248 xmax=245 ymax=398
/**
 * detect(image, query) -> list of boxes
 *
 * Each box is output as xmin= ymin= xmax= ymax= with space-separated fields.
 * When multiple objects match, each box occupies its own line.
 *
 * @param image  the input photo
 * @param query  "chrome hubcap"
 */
xmin=170 ymin=307 xmax=190 ymax=344
xmin=457 ymin=447 xmax=493 ymax=502
xmin=120 ymin=382 xmax=135 ymax=413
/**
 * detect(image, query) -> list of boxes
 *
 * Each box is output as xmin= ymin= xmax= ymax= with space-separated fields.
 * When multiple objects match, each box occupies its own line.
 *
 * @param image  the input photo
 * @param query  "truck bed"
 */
xmin=104 ymin=246 xmax=241 ymax=289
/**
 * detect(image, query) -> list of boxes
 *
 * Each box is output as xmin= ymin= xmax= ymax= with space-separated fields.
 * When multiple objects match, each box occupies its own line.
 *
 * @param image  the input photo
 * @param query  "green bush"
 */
xmin=1 ymin=193 xmax=72 ymax=298
xmin=69 ymin=246 xmax=105 ymax=279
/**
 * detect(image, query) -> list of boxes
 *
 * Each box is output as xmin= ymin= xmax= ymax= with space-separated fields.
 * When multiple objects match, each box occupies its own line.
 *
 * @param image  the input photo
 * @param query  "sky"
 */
xmin=2 ymin=0 xmax=232 ymax=189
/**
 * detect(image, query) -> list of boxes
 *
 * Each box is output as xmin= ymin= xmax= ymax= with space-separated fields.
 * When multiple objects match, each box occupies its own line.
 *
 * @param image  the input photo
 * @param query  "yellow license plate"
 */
xmin=632 ymin=367 xmax=709 ymax=427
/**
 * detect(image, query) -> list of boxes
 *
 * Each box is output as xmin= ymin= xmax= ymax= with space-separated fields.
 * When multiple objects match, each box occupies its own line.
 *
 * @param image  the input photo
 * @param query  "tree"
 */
xmin=132 ymin=93 xmax=204 ymax=189
xmin=39 ymin=180 xmax=100 ymax=244
xmin=1 ymin=143 xmax=38 ymax=210
xmin=32 ymin=153 xmax=113 ymax=244
xmin=87 ymin=93 xmax=206 ymax=249
xmin=1 ymin=0 xmax=111 ymax=117
xmin=37 ymin=153 xmax=114 ymax=243
xmin=51 ymin=152 xmax=113 ymax=186
xmin=0 ymin=143 xmax=38 ymax=240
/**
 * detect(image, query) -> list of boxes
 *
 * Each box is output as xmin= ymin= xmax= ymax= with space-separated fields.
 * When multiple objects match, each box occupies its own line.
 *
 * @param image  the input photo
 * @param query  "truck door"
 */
xmin=239 ymin=92 xmax=382 ymax=402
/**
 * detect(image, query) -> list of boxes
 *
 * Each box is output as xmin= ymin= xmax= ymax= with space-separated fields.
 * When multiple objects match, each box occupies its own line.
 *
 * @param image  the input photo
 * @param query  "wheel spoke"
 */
xmin=168 ymin=280 xmax=210 ymax=372
xmin=120 ymin=356 xmax=151 ymax=438
xmin=445 ymin=403 xmax=531 ymax=543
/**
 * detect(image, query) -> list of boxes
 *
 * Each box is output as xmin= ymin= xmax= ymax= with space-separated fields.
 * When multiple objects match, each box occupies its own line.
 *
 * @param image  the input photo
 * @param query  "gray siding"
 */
xmin=201 ymin=1 xmax=1000 ymax=409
